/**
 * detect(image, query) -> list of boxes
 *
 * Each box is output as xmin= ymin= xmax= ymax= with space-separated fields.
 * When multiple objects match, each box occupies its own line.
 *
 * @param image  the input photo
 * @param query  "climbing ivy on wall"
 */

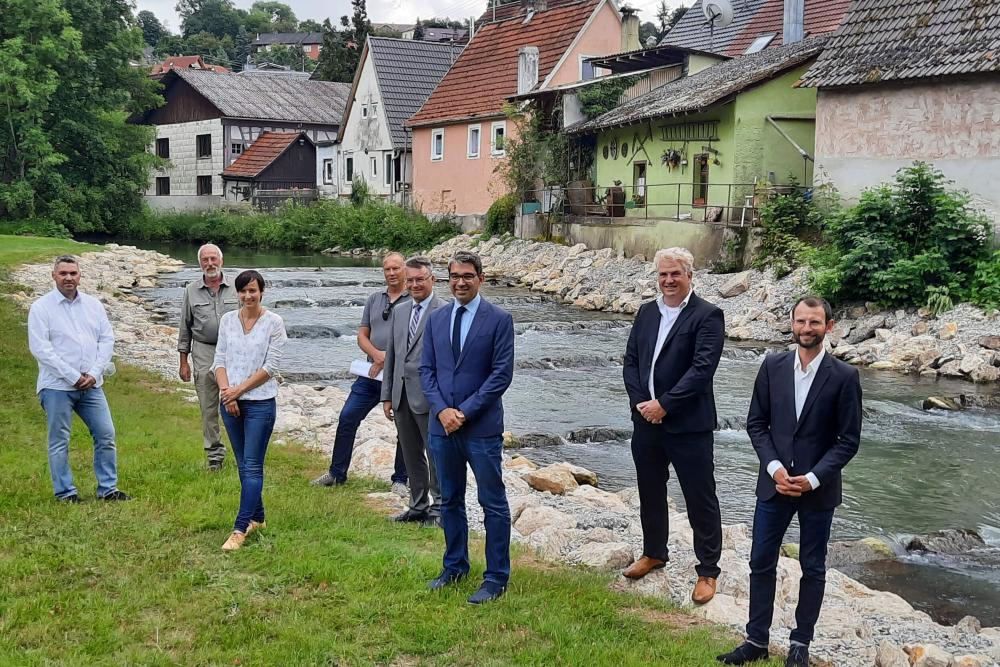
xmin=577 ymin=75 xmax=641 ymax=119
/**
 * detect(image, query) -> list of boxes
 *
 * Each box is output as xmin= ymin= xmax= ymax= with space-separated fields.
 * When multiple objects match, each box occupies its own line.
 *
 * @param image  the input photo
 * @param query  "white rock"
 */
xmin=574 ymin=542 xmax=634 ymax=570
xmin=514 ymin=505 xmax=578 ymax=536
xmin=522 ymin=464 xmax=579 ymax=495
xmin=567 ymin=485 xmax=626 ymax=510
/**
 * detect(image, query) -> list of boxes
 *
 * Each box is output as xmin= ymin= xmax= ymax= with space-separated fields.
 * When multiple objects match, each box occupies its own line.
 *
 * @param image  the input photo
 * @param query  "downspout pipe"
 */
xmin=766 ymin=116 xmax=813 ymax=162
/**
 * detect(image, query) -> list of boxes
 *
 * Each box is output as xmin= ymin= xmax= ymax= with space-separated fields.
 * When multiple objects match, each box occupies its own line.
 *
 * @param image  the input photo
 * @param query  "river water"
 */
xmin=128 ymin=240 xmax=1000 ymax=626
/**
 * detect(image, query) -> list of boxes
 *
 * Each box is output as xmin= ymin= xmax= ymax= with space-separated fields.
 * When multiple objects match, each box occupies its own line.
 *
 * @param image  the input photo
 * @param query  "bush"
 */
xmin=485 ymin=194 xmax=517 ymax=237
xmin=349 ymin=176 xmax=371 ymax=207
xmin=809 ymin=162 xmax=992 ymax=308
xmin=114 ymin=200 xmax=459 ymax=254
xmin=969 ymin=251 xmax=1000 ymax=310
xmin=0 ymin=218 xmax=71 ymax=239
xmin=752 ymin=183 xmax=824 ymax=278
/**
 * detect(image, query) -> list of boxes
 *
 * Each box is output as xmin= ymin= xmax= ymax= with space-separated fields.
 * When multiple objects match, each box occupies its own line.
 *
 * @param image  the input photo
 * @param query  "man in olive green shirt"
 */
xmin=178 ymin=244 xmax=239 ymax=470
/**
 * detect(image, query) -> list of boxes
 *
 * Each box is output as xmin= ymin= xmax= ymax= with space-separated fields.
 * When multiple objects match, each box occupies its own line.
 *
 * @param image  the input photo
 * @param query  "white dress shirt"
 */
xmin=211 ymin=309 xmax=287 ymax=400
xmin=647 ymin=290 xmax=691 ymax=400
xmin=28 ymin=289 xmax=115 ymax=394
xmin=767 ymin=347 xmax=824 ymax=490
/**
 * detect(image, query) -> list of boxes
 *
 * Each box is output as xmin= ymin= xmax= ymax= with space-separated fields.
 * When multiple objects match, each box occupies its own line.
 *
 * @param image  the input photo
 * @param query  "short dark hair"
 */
xmin=448 ymin=250 xmax=482 ymax=275
xmin=53 ymin=255 xmax=78 ymax=270
xmin=405 ymin=255 xmax=433 ymax=274
xmin=792 ymin=296 xmax=833 ymax=322
xmin=235 ymin=270 xmax=265 ymax=292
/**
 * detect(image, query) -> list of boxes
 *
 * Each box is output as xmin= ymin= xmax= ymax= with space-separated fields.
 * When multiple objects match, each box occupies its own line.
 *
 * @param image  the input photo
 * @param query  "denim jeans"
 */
xmin=220 ymin=398 xmax=276 ymax=532
xmin=328 ymin=375 xmax=408 ymax=483
xmin=39 ymin=387 xmax=119 ymax=499
xmin=428 ymin=432 xmax=510 ymax=586
xmin=747 ymin=494 xmax=835 ymax=646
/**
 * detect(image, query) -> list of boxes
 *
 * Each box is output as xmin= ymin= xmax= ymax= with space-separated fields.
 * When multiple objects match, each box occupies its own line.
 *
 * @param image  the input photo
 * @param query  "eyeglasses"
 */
xmin=449 ymin=273 xmax=479 ymax=283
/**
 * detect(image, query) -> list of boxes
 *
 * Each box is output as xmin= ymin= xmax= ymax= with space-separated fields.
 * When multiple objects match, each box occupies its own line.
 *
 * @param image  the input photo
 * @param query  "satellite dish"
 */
xmin=703 ymin=0 xmax=734 ymax=29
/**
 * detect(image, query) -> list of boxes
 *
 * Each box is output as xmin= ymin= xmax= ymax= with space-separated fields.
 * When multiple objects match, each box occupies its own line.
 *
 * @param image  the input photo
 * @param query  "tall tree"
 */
xmin=349 ymin=0 xmax=371 ymax=48
xmin=175 ymin=0 xmax=241 ymax=39
xmin=1 ymin=0 xmax=161 ymax=231
xmin=137 ymin=10 xmax=167 ymax=47
xmin=312 ymin=0 xmax=369 ymax=83
xmin=656 ymin=1 xmax=687 ymax=41
xmin=412 ymin=18 xmax=424 ymax=40
xmin=298 ymin=18 xmax=324 ymax=32
xmin=245 ymin=1 xmax=297 ymax=34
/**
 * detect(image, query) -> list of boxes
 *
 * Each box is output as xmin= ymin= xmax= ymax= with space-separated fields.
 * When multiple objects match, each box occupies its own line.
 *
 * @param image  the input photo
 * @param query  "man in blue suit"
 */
xmin=718 ymin=296 xmax=862 ymax=667
xmin=420 ymin=250 xmax=515 ymax=604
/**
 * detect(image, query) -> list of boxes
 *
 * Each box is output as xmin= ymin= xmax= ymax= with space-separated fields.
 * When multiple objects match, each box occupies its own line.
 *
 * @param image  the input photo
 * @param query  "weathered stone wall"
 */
xmin=815 ymin=78 xmax=1000 ymax=232
xmin=144 ymin=119 xmax=225 ymax=209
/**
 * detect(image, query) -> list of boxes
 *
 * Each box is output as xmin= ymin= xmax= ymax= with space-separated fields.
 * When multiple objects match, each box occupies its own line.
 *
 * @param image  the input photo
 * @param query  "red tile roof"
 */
xmin=150 ymin=55 xmax=230 ymax=75
xmin=222 ymin=132 xmax=302 ymax=179
xmin=724 ymin=0 xmax=851 ymax=57
xmin=407 ymin=0 xmax=600 ymax=127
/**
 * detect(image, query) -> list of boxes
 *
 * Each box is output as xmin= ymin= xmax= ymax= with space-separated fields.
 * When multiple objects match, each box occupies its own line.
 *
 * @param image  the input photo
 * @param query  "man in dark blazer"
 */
xmin=622 ymin=247 xmax=725 ymax=605
xmin=718 ymin=296 xmax=862 ymax=667
xmin=382 ymin=256 xmax=448 ymax=526
xmin=420 ymin=250 xmax=515 ymax=605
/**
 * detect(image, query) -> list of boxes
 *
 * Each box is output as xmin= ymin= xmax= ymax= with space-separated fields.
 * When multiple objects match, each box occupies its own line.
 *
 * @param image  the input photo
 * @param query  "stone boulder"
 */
xmin=718 ymin=271 xmax=751 ymax=298
xmin=826 ymin=538 xmax=895 ymax=566
xmin=561 ymin=462 xmax=598 ymax=486
xmin=514 ymin=505 xmax=578 ymax=536
xmin=904 ymin=644 xmax=954 ymax=667
xmin=527 ymin=526 xmax=579 ymax=560
xmin=504 ymin=456 xmax=539 ymax=472
xmin=508 ymin=494 xmax=540 ymax=523
xmin=573 ymin=542 xmax=634 ymax=570
xmin=349 ymin=438 xmax=396 ymax=478
xmin=522 ymin=464 xmax=580 ymax=495
xmin=938 ymin=322 xmax=959 ymax=341
xmin=566 ymin=426 xmax=632 ymax=443
xmin=567 ymin=485 xmax=626 ymax=510
xmin=980 ymin=335 xmax=1000 ymax=351
xmin=905 ymin=529 xmax=986 ymax=555
xmin=846 ymin=315 xmax=886 ymax=344
xmin=875 ymin=640 xmax=909 ymax=667
xmin=922 ymin=396 xmax=964 ymax=411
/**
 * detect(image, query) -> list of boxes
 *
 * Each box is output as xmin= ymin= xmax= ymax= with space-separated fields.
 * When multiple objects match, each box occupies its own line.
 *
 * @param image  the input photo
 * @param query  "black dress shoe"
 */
xmin=100 ymin=490 xmax=132 ymax=501
xmin=717 ymin=642 xmax=769 ymax=665
xmin=422 ymin=515 xmax=442 ymax=528
xmin=428 ymin=569 xmax=467 ymax=590
xmin=467 ymin=581 xmax=506 ymax=605
xmin=393 ymin=509 xmax=429 ymax=523
xmin=785 ymin=644 xmax=808 ymax=667
xmin=57 ymin=494 xmax=81 ymax=503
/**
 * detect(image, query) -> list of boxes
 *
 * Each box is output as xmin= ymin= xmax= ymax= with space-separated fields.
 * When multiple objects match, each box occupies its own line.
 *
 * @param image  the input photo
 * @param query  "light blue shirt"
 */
xmin=449 ymin=293 xmax=482 ymax=353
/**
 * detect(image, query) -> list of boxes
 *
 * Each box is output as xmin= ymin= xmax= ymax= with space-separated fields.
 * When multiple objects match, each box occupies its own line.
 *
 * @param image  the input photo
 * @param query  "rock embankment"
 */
xmin=426 ymin=235 xmax=1000 ymax=384
xmin=6 ymin=245 xmax=999 ymax=667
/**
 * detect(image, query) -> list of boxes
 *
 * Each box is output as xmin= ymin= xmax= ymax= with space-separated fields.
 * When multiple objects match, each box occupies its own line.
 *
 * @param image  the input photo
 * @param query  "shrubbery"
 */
xmin=114 ymin=200 xmax=458 ymax=254
xmin=752 ymin=182 xmax=824 ymax=278
xmin=485 ymin=194 xmax=517 ymax=237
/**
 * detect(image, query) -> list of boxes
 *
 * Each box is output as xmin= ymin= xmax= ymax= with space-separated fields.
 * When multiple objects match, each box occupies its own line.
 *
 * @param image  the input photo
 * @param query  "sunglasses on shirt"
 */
xmin=382 ymin=298 xmax=401 ymax=321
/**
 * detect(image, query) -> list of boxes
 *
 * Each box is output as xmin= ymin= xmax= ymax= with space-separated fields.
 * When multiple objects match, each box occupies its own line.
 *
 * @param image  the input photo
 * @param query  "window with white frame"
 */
xmin=345 ymin=155 xmax=354 ymax=182
xmin=371 ymin=156 xmax=378 ymax=178
xmin=383 ymin=153 xmax=392 ymax=187
xmin=467 ymin=124 xmax=481 ymax=158
xmin=490 ymin=121 xmax=506 ymax=156
xmin=361 ymin=104 xmax=368 ymax=118
xmin=431 ymin=128 xmax=444 ymax=161
xmin=323 ymin=159 xmax=334 ymax=184
xmin=231 ymin=142 xmax=244 ymax=156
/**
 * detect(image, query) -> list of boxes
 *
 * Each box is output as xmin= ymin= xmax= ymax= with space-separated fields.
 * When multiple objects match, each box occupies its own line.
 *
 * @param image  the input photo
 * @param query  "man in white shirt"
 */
xmin=718 ymin=296 xmax=862 ymax=667
xmin=27 ymin=255 xmax=131 ymax=503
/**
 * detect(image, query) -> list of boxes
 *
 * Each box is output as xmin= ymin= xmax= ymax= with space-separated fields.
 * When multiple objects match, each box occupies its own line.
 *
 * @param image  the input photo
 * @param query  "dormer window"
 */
xmin=744 ymin=34 xmax=775 ymax=54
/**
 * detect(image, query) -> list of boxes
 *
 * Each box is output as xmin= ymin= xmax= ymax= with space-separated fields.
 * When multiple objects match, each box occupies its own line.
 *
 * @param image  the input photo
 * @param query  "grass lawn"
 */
xmin=0 ymin=235 xmax=773 ymax=665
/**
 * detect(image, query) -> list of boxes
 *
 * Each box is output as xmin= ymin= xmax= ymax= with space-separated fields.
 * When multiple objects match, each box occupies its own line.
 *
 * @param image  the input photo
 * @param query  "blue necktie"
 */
xmin=452 ymin=306 xmax=466 ymax=362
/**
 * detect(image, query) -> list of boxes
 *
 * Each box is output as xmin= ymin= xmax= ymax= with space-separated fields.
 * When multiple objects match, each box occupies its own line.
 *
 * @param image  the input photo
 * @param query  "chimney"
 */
xmin=783 ymin=0 xmax=804 ymax=44
xmin=620 ymin=6 xmax=640 ymax=52
xmin=518 ymin=46 xmax=539 ymax=94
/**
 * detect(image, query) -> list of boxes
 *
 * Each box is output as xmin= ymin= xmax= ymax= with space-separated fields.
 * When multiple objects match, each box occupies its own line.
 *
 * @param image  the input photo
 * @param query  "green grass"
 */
xmin=0 ymin=235 xmax=774 ymax=665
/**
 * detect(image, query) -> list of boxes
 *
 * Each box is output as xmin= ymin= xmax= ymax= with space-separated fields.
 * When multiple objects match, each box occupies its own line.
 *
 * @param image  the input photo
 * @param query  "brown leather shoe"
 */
xmin=691 ymin=576 xmax=717 ymax=604
xmin=622 ymin=556 xmax=666 ymax=580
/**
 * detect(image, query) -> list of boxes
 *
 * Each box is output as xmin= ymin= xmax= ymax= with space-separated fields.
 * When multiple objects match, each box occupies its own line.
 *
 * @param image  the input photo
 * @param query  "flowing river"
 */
xmin=126 ymin=240 xmax=1000 ymax=626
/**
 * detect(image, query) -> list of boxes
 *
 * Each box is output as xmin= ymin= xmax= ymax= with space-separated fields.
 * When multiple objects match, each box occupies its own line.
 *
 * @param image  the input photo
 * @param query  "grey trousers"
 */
xmin=191 ymin=340 xmax=225 ymax=465
xmin=397 ymin=386 xmax=440 ymax=517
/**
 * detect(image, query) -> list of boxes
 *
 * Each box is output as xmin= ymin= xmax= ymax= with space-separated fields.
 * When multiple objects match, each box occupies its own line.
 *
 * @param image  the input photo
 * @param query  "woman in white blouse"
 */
xmin=212 ymin=270 xmax=287 ymax=551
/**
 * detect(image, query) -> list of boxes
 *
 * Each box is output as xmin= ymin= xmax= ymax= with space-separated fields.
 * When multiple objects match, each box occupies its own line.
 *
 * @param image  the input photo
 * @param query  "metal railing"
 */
xmin=252 ymin=181 xmax=317 ymax=211
xmin=521 ymin=181 xmax=810 ymax=227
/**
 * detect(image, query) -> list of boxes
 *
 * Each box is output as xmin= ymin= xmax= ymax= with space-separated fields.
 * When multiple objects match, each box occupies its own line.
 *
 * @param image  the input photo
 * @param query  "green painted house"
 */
xmin=569 ymin=37 xmax=825 ymax=222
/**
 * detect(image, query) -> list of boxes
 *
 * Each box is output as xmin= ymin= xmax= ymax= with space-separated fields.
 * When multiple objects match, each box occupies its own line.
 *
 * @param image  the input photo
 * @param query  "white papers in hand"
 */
xmin=350 ymin=359 xmax=382 ymax=382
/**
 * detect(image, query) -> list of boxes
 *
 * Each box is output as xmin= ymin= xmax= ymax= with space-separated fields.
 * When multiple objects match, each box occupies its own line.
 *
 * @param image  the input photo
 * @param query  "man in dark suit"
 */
xmin=718 ymin=296 xmax=862 ymax=667
xmin=420 ymin=250 xmax=515 ymax=605
xmin=622 ymin=247 xmax=725 ymax=605
xmin=382 ymin=256 xmax=448 ymax=526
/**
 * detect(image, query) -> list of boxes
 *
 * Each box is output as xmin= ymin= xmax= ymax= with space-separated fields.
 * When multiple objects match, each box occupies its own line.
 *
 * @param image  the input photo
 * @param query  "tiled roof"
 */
xmin=252 ymin=32 xmax=324 ymax=46
xmin=420 ymin=27 xmax=469 ymax=42
xmin=407 ymin=0 xmax=601 ymax=127
xmin=367 ymin=37 xmax=465 ymax=148
xmin=800 ymin=0 xmax=1000 ymax=88
xmin=571 ymin=36 xmax=826 ymax=133
xmin=170 ymin=69 xmax=350 ymax=125
xmin=150 ymin=55 xmax=230 ymax=75
xmin=663 ymin=0 xmax=848 ymax=56
xmin=222 ymin=132 xmax=303 ymax=178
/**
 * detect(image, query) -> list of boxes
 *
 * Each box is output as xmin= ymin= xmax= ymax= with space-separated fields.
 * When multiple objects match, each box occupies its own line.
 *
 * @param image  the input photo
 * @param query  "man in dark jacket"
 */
xmin=622 ymin=247 xmax=725 ymax=605
xmin=718 ymin=296 xmax=862 ymax=667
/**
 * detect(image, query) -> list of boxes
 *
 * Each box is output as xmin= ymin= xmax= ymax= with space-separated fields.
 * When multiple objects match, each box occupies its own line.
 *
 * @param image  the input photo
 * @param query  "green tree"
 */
xmin=656 ymin=1 xmax=687 ymax=41
xmin=137 ymin=10 xmax=168 ymax=47
xmin=312 ymin=20 xmax=353 ymax=81
xmin=154 ymin=33 xmax=186 ymax=57
xmin=412 ymin=18 xmax=424 ymax=40
xmin=245 ymin=1 xmax=297 ymax=34
xmin=261 ymin=44 xmax=316 ymax=72
xmin=0 ymin=0 xmax=161 ymax=232
xmin=639 ymin=21 xmax=658 ymax=46
xmin=176 ymin=0 xmax=241 ymax=39
xmin=298 ymin=18 xmax=324 ymax=32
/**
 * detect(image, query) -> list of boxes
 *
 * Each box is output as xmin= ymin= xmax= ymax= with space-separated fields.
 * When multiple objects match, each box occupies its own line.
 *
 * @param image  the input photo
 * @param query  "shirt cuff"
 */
xmin=805 ymin=472 xmax=820 ymax=489
xmin=766 ymin=460 xmax=785 ymax=479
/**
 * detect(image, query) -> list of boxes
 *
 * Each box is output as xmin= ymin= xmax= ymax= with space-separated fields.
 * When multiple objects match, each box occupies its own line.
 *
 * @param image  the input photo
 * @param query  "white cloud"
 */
xmin=135 ymin=0 xmax=688 ymax=35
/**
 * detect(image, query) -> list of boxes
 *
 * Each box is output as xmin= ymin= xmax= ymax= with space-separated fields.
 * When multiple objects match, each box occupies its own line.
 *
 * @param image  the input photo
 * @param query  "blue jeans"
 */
xmin=220 ymin=399 xmax=276 ymax=532
xmin=747 ymin=495 xmax=834 ymax=646
xmin=328 ymin=375 xmax=408 ymax=483
xmin=39 ymin=388 xmax=119 ymax=499
xmin=428 ymin=432 xmax=510 ymax=586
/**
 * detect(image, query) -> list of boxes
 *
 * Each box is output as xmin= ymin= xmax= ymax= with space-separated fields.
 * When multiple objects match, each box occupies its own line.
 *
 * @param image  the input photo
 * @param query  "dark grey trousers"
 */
xmin=396 ymin=386 xmax=440 ymax=517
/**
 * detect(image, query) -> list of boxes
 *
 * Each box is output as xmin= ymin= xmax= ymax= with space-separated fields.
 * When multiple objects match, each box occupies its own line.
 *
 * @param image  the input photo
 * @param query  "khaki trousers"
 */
xmin=191 ymin=340 xmax=225 ymax=464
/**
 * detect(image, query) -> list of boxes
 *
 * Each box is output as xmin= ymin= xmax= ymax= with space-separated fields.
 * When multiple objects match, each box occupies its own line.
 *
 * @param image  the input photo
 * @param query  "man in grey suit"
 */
xmin=382 ymin=256 xmax=448 ymax=526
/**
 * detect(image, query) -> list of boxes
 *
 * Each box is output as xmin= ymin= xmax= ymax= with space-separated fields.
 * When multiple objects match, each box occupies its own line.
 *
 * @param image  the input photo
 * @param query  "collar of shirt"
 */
xmin=411 ymin=293 xmax=433 ymax=309
xmin=56 ymin=289 xmax=79 ymax=305
xmin=200 ymin=273 xmax=229 ymax=290
xmin=794 ymin=346 xmax=826 ymax=374
xmin=453 ymin=293 xmax=481 ymax=317
xmin=656 ymin=289 xmax=693 ymax=316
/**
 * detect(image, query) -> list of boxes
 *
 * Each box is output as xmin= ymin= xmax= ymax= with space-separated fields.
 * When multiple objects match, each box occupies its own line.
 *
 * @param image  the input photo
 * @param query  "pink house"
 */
xmin=406 ymin=0 xmax=623 ymax=224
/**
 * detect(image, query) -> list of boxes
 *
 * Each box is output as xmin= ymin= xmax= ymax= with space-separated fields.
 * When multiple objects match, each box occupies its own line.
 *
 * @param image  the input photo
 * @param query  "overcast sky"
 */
xmin=136 ymin=0 xmax=689 ymax=34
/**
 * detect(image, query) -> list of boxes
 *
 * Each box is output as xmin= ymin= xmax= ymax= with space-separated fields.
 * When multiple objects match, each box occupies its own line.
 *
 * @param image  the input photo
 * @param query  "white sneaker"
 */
xmin=391 ymin=481 xmax=408 ymax=497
